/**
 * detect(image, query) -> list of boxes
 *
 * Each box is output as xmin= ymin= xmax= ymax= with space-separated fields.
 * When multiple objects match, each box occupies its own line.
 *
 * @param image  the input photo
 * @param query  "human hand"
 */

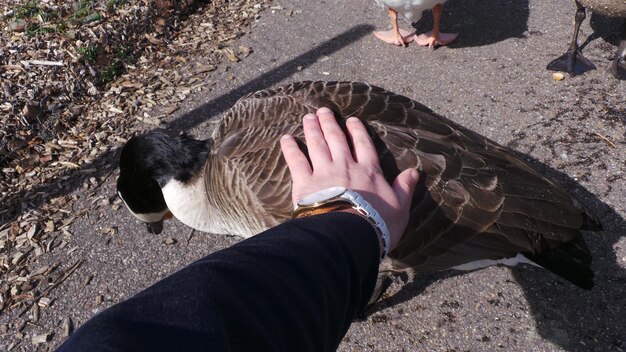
xmin=279 ymin=107 xmax=419 ymax=251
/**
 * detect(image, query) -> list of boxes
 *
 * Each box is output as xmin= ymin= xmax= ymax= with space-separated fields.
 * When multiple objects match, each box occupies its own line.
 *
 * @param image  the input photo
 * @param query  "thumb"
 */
xmin=392 ymin=168 xmax=419 ymax=208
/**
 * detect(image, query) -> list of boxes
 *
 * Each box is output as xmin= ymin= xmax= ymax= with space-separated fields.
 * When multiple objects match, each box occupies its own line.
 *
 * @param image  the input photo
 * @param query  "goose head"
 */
xmin=117 ymin=131 xmax=211 ymax=234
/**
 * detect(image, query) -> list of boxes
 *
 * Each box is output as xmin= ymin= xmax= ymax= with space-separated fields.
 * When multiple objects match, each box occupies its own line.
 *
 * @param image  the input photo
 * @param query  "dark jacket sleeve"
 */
xmin=57 ymin=212 xmax=380 ymax=352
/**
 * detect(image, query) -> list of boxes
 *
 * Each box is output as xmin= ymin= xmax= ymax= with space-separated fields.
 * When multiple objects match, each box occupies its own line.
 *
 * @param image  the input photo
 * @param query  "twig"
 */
xmin=20 ymin=60 xmax=65 ymax=67
xmin=17 ymin=259 xmax=84 ymax=317
xmin=594 ymin=133 xmax=616 ymax=148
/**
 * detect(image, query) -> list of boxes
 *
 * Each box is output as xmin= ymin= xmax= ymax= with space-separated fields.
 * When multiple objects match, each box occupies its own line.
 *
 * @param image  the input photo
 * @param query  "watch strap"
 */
xmin=292 ymin=201 xmax=353 ymax=218
xmin=292 ymin=188 xmax=391 ymax=261
xmin=340 ymin=190 xmax=390 ymax=261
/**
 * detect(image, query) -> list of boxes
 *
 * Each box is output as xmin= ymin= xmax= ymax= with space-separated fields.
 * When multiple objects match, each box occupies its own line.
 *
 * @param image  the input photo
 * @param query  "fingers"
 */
xmin=346 ymin=117 xmax=379 ymax=165
xmin=392 ymin=168 xmax=419 ymax=210
xmin=317 ymin=107 xmax=352 ymax=162
xmin=302 ymin=113 xmax=332 ymax=166
xmin=280 ymin=134 xmax=312 ymax=181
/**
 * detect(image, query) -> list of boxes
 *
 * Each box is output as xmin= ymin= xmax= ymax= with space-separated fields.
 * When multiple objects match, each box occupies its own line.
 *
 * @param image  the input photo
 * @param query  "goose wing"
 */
xmin=216 ymin=81 xmax=596 ymax=287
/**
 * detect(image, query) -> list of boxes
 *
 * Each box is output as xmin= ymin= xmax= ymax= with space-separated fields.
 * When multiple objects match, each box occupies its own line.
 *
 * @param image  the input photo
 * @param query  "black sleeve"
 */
xmin=57 ymin=212 xmax=380 ymax=352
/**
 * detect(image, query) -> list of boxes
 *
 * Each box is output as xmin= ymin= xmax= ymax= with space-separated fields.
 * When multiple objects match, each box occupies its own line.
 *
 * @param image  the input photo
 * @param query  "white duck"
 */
xmin=373 ymin=0 xmax=458 ymax=47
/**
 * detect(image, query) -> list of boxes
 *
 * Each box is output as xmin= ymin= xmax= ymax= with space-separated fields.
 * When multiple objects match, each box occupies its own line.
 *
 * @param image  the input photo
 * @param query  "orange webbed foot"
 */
xmin=374 ymin=29 xmax=415 ymax=47
xmin=414 ymin=32 xmax=458 ymax=48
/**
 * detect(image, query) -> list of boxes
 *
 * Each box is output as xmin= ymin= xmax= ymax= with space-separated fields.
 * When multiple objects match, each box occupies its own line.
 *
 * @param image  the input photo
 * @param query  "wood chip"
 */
xmin=21 ymin=60 xmax=65 ymax=67
xmin=27 ymin=224 xmax=38 ymax=240
xmin=62 ymin=317 xmax=73 ymax=337
xmin=0 ymin=0 xmax=270 ymax=324
xmin=38 ymin=297 xmax=53 ymax=308
xmin=223 ymin=48 xmax=240 ymax=63
xmin=31 ymin=333 xmax=51 ymax=345
xmin=164 ymin=105 xmax=179 ymax=114
xmin=31 ymin=304 xmax=39 ymax=322
xmin=145 ymin=34 xmax=164 ymax=45
xmin=196 ymin=64 xmax=217 ymax=74
xmin=120 ymin=81 xmax=144 ymax=89
xmin=239 ymin=46 xmax=252 ymax=58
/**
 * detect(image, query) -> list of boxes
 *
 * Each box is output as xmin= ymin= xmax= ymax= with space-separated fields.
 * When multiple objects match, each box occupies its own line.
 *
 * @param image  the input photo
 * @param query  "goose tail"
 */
xmin=524 ymin=234 xmax=594 ymax=289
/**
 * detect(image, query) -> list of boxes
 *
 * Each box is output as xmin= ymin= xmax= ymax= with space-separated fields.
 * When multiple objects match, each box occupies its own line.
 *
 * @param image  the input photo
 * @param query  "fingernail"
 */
xmin=281 ymin=135 xmax=292 ymax=141
xmin=304 ymin=113 xmax=317 ymax=120
xmin=346 ymin=117 xmax=359 ymax=123
xmin=317 ymin=107 xmax=332 ymax=114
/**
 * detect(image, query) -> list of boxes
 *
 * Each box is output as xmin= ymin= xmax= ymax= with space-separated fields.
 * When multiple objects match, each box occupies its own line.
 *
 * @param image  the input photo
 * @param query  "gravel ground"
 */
xmin=2 ymin=0 xmax=625 ymax=351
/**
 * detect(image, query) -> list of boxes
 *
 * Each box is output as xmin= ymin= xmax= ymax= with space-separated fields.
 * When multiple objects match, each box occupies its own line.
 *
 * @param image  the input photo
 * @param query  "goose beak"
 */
xmin=145 ymin=220 xmax=164 ymax=235
xmin=144 ymin=211 xmax=173 ymax=234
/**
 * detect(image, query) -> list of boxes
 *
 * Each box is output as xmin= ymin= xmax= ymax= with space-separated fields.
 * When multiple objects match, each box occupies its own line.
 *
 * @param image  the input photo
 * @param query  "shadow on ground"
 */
xmin=512 ymin=157 xmax=626 ymax=351
xmin=366 ymin=153 xmax=626 ymax=351
xmin=166 ymin=24 xmax=375 ymax=133
xmin=1 ymin=24 xmax=374 ymax=224
xmin=588 ymin=13 xmax=625 ymax=47
xmin=6 ymin=18 xmax=624 ymax=352
xmin=412 ymin=0 xmax=529 ymax=48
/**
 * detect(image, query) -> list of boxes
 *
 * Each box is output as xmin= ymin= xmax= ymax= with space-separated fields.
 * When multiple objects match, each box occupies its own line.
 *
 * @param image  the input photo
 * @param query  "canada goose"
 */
xmin=373 ymin=0 xmax=458 ymax=47
xmin=117 ymin=81 xmax=600 ymax=292
xmin=547 ymin=0 xmax=626 ymax=79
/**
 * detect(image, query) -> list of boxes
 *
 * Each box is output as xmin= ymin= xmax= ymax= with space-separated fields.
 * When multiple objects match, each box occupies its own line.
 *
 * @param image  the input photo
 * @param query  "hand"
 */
xmin=280 ymin=107 xmax=419 ymax=251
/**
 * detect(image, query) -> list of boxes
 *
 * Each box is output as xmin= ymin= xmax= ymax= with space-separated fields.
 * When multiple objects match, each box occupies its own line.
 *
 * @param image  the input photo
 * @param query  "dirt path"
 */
xmin=2 ymin=0 xmax=625 ymax=351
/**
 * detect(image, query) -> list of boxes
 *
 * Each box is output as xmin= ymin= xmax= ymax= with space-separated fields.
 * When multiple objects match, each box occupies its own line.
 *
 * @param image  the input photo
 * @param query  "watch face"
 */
xmin=298 ymin=187 xmax=346 ymax=206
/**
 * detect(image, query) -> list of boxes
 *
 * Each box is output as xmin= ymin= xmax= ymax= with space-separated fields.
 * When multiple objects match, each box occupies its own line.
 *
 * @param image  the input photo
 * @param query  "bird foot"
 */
xmin=414 ymin=31 xmax=458 ymax=48
xmin=547 ymin=49 xmax=596 ymax=76
xmin=610 ymin=59 xmax=626 ymax=80
xmin=609 ymin=49 xmax=626 ymax=80
xmin=373 ymin=29 xmax=415 ymax=46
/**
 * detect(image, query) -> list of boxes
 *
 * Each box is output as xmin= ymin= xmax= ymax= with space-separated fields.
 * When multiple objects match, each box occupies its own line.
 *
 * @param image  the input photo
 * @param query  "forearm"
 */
xmin=57 ymin=212 xmax=380 ymax=352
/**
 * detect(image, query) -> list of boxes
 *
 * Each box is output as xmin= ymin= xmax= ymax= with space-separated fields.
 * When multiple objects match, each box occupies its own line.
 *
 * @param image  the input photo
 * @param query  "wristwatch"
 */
xmin=292 ymin=186 xmax=390 ymax=260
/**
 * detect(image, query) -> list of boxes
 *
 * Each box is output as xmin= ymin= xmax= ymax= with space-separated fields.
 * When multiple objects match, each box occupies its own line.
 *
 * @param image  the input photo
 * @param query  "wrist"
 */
xmin=292 ymin=187 xmax=390 ymax=261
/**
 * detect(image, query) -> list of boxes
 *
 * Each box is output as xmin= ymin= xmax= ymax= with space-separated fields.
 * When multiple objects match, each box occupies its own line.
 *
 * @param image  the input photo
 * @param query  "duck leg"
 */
xmin=609 ymin=21 xmax=626 ymax=80
xmin=414 ymin=4 xmax=458 ymax=48
xmin=374 ymin=8 xmax=415 ymax=46
xmin=547 ymin=1 xmax=596 ymax=76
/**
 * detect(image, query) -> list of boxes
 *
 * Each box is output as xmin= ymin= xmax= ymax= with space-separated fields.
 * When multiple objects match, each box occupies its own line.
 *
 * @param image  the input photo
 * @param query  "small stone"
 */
xmin=31 ymin=333 xmax=51 ymax=344
xmin=62 ymin=317 xmax=73 ymax=337
xmin=163 ymin=238 xmax=177 ymax=245
xmin=38 ymin=297 xmax=53 ymax=308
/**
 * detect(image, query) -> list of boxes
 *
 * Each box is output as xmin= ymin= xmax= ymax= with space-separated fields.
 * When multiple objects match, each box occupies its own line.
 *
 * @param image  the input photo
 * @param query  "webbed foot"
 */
xmin=547 ymin=49 xmax=596 ymax=76
xmin=373 ymin=29 xmax=415 ymax=46
xmin=414 ymin=31 xmax=458 ymax=48
xmin=609 ymin=40 xmax=626 ymax=80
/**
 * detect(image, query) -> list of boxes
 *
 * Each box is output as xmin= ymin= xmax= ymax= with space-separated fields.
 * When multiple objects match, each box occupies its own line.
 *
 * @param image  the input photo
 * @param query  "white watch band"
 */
xmin=339 ymin=190 xmax=391 ymax=260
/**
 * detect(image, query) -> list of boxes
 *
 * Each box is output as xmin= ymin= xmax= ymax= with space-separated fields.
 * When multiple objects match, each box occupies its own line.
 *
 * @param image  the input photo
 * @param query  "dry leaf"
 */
xmin=120 ymin=81 xmax=144 ymax=89
xmin=145 ymin=34 xmax=164 ymax=45
xmin=31 ymin=333 xmax=51 ymax=345
xmin=223 ymin=48 xmax=240 ymax=63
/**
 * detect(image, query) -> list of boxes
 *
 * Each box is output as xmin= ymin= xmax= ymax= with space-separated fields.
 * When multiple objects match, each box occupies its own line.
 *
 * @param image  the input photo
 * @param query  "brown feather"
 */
xmin=205 ymin=81 xmax=598 ymax=288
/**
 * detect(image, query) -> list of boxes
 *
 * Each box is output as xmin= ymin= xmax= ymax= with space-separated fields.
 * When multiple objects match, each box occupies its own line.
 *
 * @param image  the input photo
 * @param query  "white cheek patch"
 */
xmin=118 ymin=191 xmax=170 ymax=223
